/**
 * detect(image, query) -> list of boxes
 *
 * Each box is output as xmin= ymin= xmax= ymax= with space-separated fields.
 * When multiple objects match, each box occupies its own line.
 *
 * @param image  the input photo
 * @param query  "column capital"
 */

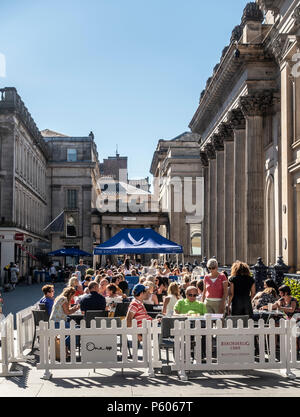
xmin=218 ymin=122 xmax=234 ymax=142
xmin=204 ymin=142 xmax=216 ymax=160
xmin=228 ymin=108 xmax=246 ymax=130
xmin=212 ymin=133 xmax=224 ymax=152
xmin=240 ymin=90 xmax=276 ymax=117
xmin=200 ymin=151 xmax=209 ymax=167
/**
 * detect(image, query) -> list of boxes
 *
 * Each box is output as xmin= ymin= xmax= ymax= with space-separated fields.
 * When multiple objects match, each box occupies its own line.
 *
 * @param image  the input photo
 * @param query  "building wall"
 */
xmin=189 ymin=0 xmax=300 ymax=270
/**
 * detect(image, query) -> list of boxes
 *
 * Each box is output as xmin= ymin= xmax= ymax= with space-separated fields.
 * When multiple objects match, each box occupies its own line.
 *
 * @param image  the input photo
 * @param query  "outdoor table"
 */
xmin=68 ymin=310 xmax=85 ymax=325
xmin=252 ymin=310 xmax=285 ymax=325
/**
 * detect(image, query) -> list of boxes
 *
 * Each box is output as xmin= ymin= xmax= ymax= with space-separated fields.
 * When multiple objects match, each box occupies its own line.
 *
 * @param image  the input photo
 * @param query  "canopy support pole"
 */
xmin=182 ymin=252 xmax=185 ymax=266
xmin=176 ymin=254 xmax=179 ymax=267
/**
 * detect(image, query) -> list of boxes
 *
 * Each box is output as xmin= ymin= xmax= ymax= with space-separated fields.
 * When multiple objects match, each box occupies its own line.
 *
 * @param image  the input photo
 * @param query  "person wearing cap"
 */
xmin=126 ymin=284 xmax=152 ymax=328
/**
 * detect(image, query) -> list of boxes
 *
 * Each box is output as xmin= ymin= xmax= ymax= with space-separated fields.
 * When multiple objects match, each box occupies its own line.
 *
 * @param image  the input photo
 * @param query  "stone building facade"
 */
xmin=42 ymin=130 xmax=101 ymax=264
xmin=150 ymin=132 xmax=203 ymax=263
xmin=189 ymin=0 xmax=300 ymax=270
xmin=0 ymin=88 xmax=49 ymax=281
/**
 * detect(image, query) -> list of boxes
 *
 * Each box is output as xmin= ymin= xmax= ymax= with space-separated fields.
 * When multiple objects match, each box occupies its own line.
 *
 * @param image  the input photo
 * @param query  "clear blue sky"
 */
xmin=0 ymin=0 xmax=247 ymax=179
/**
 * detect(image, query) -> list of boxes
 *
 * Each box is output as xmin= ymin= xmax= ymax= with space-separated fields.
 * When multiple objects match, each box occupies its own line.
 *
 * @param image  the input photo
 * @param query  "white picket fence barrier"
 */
xmin=16 ymin=307 xmax=35 ymax=360
xmin=0 ymin=314 xmax=23 ymax=377
xmin=37 ymin=319 xmax=162 ymax=380
xmin=170 ymin=317 xmax=298 ymax=381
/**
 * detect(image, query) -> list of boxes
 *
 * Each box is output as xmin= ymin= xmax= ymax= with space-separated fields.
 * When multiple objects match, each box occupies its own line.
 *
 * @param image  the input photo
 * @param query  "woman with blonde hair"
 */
xmin=67 ymin=276 xmax=83 ymax=304
xmin=162 ymin=282 xmax=181 ymax=316
xmin=143 ymin=281 xmax=159 ymax=306
xmin=228 ymin=261 xmax=256 ymax=317
xmin=50 ymin=287 xmax=80 ymax=323
xmin=49 ymin=287 xmax=80 ymax=354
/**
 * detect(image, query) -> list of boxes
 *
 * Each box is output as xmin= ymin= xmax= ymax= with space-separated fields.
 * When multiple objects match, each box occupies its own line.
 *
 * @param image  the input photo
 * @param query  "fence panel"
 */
xmin=37 ymin=319 xmax=158 ymax=380
xmin=171 ymin=317 xmax=291 ymax=381
xmin=0 ymin=314 xmax=23 ymax=377
xmin=16 ymin=307 xmax=35 ymax=359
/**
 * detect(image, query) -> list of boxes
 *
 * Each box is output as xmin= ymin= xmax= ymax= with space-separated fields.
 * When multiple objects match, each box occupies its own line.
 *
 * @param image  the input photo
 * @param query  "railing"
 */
xmin=170 ymin=317 xmax=298 ymax=381
xmin=16 ymin=307 xmax=35 ymax=359
xmin=0 ymin=314 xmax=23 ymax=377
xmin=37 ymin=319 xmax=162 ymax=380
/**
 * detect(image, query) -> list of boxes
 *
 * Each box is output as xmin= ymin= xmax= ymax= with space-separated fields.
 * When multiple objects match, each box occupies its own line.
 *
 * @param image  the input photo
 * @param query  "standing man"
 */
xmin=49 ymin=263 xmax=57 ymax=284
xmin=76 ymin=259 xmax=89 ymax=282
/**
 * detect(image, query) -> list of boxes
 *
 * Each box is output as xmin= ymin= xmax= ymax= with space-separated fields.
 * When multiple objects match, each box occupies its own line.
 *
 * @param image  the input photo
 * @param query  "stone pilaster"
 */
xmin=228 ymin=109 xmax=246 ymax=262
xmin=219 ymin=123 xmax=234 ymax=265
xmin=240 ymin=90 xmax=275 ymax=265
xmin=205 ymin=142 xmax=216 ymax=258
xmin=200 ymin=151 xmax=209 ymax=259
xmin=212 ymin=133 xmax=225 ymax=265
xmin=280 ymin=62 xmax=295 ymax=267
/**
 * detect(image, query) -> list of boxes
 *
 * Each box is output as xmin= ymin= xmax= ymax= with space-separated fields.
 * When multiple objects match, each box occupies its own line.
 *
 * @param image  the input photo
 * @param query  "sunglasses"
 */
xmin=187 ymin=293 xmax=197 ymax=297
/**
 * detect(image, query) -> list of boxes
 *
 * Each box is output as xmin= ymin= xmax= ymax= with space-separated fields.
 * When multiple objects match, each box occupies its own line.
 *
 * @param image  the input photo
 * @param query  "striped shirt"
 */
xmin=128 ymin=299 xmax=152 ymax=327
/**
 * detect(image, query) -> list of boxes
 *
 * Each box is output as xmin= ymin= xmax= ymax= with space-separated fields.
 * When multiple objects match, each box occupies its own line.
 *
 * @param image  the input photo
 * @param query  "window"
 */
xmin=67 ymin=189 xmax=78 ymax=209
xmin=67 ymin=149 xmax=77 ymax=162
xmin=66 ymin=215 xmax=77 ymax=237
xmin=190 ymin=224 xmax=202 ymax=256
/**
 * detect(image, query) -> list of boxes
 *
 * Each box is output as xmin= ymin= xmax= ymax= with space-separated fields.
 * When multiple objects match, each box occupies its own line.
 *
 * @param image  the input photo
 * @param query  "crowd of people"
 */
xmin=37 ymin=257 xmax=300 ymax=332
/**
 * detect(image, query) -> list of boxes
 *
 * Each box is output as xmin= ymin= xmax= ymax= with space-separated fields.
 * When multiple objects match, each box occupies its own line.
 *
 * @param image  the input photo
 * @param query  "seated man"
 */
xmin=39 ymin=284 xmax=55 ymax=317
xmin=126 ymin=284 xmax=152 ymax=328
xmin=174 ymin=286 xmax=207 ymax=315
xmin=79 ymin=281 xmax=106 ymax=314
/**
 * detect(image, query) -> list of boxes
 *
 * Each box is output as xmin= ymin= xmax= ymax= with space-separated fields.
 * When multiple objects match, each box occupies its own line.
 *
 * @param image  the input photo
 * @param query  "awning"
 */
xmin=93 ymin=228 xmax=183 ymax=255
xmin=47 ymin=248 xmax=92 ymax=257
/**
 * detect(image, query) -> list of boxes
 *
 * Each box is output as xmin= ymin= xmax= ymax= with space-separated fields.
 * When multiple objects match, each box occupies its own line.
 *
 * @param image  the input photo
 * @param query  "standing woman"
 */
xmin=202 ymin=258 xmax=228 ymax=314
xmin=227 ymin=261 xmax=256 ymax=317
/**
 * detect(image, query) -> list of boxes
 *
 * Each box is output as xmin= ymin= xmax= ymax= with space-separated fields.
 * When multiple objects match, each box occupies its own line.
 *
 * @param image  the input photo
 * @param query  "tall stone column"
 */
xmin=212 ymin=134 xmax=225 ymax=265
xmin=219 ymin=123 xmax=234 ymax=266
xmin=200 ymin=151 xmax=209 ymax=259
xmin=205 ymin=142 xmax=217 ymax=258
xmin=240 ymin=91 xmax=274 ymax=265
xmin=280 ymin=62 xmax=296 ymax=268
xmin=228 ymin=109 xmax=246 ymax=262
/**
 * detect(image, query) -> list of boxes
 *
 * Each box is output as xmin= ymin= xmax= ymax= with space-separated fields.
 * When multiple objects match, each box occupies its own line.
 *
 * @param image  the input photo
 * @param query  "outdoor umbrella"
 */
xmin=47 ymin=248 xmax=92 ymax=257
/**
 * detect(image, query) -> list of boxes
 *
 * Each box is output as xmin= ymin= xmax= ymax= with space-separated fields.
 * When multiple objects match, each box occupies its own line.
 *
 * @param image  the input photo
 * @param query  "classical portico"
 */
xmin=189 ymin=1 xmax=300 ymax=270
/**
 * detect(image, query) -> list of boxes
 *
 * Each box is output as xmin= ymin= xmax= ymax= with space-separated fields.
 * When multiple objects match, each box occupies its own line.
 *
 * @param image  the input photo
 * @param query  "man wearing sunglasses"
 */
xmin=174 ymin=286 xmax=207 ymax=315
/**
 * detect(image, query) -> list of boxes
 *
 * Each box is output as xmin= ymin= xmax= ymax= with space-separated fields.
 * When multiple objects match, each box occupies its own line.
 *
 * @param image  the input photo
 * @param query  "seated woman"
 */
xmin=265 ymin=285 xmax=300 ymax=319
xmin=105 ymin=283 xmax=123 ymax=313
xmin=143 ymin=281 xmax=159 ymax=306
xmin=159 ymin=262 xmax=172 ymax=278
xmin=97 ymin=278 xmax=109 ymax=297
xmin=174 ymin=286 xmax=207 ymax=316
xmin=49 ymin=287 xmax=80 ymax=353
xmin=252 ymin=279 xmax=279 ymax=308
xmin=253 ymin=287 xmax=278 ymax=310
xmin=162 ymin=282 xmax=181 ymax=316
xmin=154 ymin=276 xmax=168 ymax=297
xmin=68 ymin=276 xmax=84 ymax=304
xmin=196 ymin=280 xmax=204 ymax=302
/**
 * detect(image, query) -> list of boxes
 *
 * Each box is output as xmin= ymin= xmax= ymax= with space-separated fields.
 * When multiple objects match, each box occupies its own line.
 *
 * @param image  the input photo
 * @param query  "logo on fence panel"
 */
xmin=81 ymin=335 xmax=117 ymax=363
xmin=217 ymin=335 xmax=254 ymax=364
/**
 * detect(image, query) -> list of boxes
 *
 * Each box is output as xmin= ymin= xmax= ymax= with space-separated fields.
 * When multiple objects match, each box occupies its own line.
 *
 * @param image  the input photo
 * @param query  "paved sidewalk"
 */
xmin=1 ymin=357 xmax=300 ymax=397
xmin=2 ymin=282 xmax=300 ymax=397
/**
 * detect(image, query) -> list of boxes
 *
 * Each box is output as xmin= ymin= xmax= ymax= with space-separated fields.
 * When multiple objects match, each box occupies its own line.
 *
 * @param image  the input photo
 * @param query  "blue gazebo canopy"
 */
xmin=48 ymin=248 xmax=92 ymax=257
xmin=93 ymin=228 xmax=183 ymax=255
